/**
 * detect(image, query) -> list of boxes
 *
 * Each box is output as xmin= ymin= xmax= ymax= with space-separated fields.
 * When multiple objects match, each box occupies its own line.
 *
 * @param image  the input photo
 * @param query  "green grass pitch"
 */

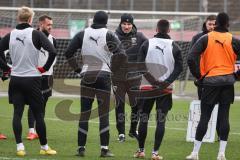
xmin=0 ymin=97 xmax=239 ymax=160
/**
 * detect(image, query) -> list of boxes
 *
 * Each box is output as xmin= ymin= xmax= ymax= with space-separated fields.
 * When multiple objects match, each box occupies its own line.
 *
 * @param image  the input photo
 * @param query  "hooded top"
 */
xmin=114 ymin=22 xmax=147 ymax=80
xmin=115 ymin=24 xmax=146 ymax=63
xmin=190 ymin=22 xmax=209 ymax=49
xmin=188 ymin=25 xmax=240 ymax=86
xmin=65 ymin=11 xmax=125 ymax=77
xmin=138 ymin=32 xmax=183 ymax=84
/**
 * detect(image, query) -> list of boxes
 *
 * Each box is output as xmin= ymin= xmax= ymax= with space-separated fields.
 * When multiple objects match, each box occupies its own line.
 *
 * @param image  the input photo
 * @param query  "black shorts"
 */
xmin=41 ymin=75 xmax=53 ymax=98
xmin=8 ymin=76 xmax=43 ymax=106
xmin=201 ymin=85 xmax=234 ymax=105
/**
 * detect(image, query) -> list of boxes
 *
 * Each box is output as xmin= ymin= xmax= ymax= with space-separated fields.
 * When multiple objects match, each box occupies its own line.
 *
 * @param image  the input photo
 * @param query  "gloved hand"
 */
xmin=144 ymin=72 xmax=170 ymax=90
xmin=144 ymin=72 xmax=158 ymax=85
xmin=234 ymin=70 xmax=240 ymax=80
xmin=156 ymin=81 xmax=171 ymax=90
xmin=194 ymin=78 xmax=204 ymax=87
xmin=37 ymin=67 xmax=46 ymax=73
xmin=1 ymin=68 xmax=11 ymax=81
xmin=74 ymin=68 xmax=82 ymax=74
xmin=74 ymin=68 xmax=82 ymax=78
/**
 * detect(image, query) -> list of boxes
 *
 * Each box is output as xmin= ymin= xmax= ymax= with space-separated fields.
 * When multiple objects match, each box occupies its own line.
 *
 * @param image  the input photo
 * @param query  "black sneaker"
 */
xmin=100 ymin=148 xmax=114 ymax=157
xmin=129 ymin=131 xmax=138 ymax=139
xmin=76 ymin=147 xmax=85 ymax=157
xmin=118 ymin=134 xmax=125 ymax=142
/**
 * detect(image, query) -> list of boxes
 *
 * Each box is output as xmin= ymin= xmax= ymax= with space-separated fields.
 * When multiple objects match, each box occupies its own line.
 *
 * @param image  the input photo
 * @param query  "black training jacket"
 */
xmin=138 ymin=33 xmax=183 ymax=84
xmin=0 ymin=23 xmax=56 ymax=72
xmin=188 ymin=26 xmax=240 ymax=86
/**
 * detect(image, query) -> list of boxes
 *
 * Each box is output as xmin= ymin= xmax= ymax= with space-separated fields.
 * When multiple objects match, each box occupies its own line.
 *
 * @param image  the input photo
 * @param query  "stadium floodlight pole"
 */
xmin=0 ymin=7 xmax=218 ymax=16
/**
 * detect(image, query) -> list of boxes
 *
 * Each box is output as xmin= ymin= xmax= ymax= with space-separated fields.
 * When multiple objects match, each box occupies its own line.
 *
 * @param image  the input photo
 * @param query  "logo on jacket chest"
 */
xmin=122 ymin=37 xmax=137 ymax=49
xmin=131 ymin=37 xmax=137 ymax=46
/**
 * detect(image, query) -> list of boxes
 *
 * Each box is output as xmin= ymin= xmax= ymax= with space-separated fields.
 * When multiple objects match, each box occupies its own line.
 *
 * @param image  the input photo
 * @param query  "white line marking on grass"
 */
xmin=165 ymin=127 xmax=186 ymax=131
xmin=2 ymin=91 xmax=240 ymax=101
xmin=52 ymin=118 xmax=240 ymax=135
xmin=1 ymin=92 xmax=240 ymax=100
xmin=231 ymin=132 xmax=240 ymax=135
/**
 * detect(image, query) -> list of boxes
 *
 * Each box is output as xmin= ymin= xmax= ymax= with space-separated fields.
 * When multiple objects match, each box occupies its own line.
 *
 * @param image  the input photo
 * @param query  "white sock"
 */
xmin=192 ymin=140 xmax=202 ymax=153
xmin=119 ymin=134 xmax=125 ymax=137
xmin=29 ymin=128 xmax=35 ymax=134
xmin=101 ymin=146 xmax=108 ymax=150
xmin=219 ymin=140 xmax=227 ymax=154
xmin=17 ymin=143 xmax=25 ymax=151
xmin=79 ymin=146 xmax=85 ymax=149
xmin=152 ymin=150 xmax=158 ymax=155
xmin=41 ymin=144 xmax=49 ymax=150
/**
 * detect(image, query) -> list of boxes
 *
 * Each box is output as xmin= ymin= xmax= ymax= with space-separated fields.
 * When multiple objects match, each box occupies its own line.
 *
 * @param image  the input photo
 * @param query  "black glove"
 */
xmin=144 ymin=72 xmax=158 ymax=85
xmin=74 ymin=68 xmax=82 ymax=78
xmin=74 ymin=68 xmax=82 ymax=74
xmin=144 ymin=72 xmax=170 ymax=89
xmin=156 ymin=81 xmax=171 ymax=90
xmin=194 ymin=78 xmax=203 ymax=87
xmin=1 ymin=69 xmax=11 ymax=81
xmin=234 ymin=70 xmax=240 ymax=80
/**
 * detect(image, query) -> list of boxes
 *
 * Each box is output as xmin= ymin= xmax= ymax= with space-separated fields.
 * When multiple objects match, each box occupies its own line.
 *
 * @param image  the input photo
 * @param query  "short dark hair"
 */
xmin=216 ymin=12 xmax=229 ymax=27
xmin=38 ymin=14 xmax=52 ymax=22
xmin=206 ymin=15 xmax=216 ymax=22
xmin=157 ymin=19 xmax=170 ymax=34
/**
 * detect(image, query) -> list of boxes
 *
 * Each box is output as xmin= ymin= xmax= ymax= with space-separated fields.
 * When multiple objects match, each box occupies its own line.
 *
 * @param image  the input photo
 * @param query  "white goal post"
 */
xmin=0 ymin=7 xmax=217 ymax=16
xmin=0 ymin=6 xmax=217 ymax=41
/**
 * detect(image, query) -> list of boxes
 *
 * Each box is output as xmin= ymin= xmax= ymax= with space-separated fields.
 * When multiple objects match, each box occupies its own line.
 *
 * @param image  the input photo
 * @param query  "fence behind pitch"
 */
xmin=3 ymin=7 xmax=240 ymax=97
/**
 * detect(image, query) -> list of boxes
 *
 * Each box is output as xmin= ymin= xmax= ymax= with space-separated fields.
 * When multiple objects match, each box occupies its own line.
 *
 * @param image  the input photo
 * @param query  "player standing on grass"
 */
xmin=134 ymin=19 xmax=182 ymax=160
xmin=190 ymin=14 xmax=216 ymax=99
xmin=65 ymin=11 xmax=124 ymax=157
xmin=27 ymin=14 xmax=57 ymax=140
xmin=189 ymin=15 xmax=222 ymax=142
xmin=113 ymin=13 xmax=147 ymax=142
xmin=0 ymin=6 xmax=57 ymax=156
xmin=186 ymin=12 xmax=240 ymax=160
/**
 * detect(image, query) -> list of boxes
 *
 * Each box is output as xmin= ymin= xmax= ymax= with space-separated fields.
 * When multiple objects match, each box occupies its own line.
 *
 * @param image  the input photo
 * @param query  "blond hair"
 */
xmin=17 ymin=6 xmax=35 ymax=23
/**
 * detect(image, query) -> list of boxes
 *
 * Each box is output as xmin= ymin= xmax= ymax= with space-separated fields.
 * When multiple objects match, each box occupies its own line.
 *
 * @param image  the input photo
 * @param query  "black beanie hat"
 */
xmin=216 ymin=12 xmax=229 ymax=27
xmin=93 ymin=11 xmax=108 ymax=25
xmin=120 ymin=13 xmax=134 ymax=24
